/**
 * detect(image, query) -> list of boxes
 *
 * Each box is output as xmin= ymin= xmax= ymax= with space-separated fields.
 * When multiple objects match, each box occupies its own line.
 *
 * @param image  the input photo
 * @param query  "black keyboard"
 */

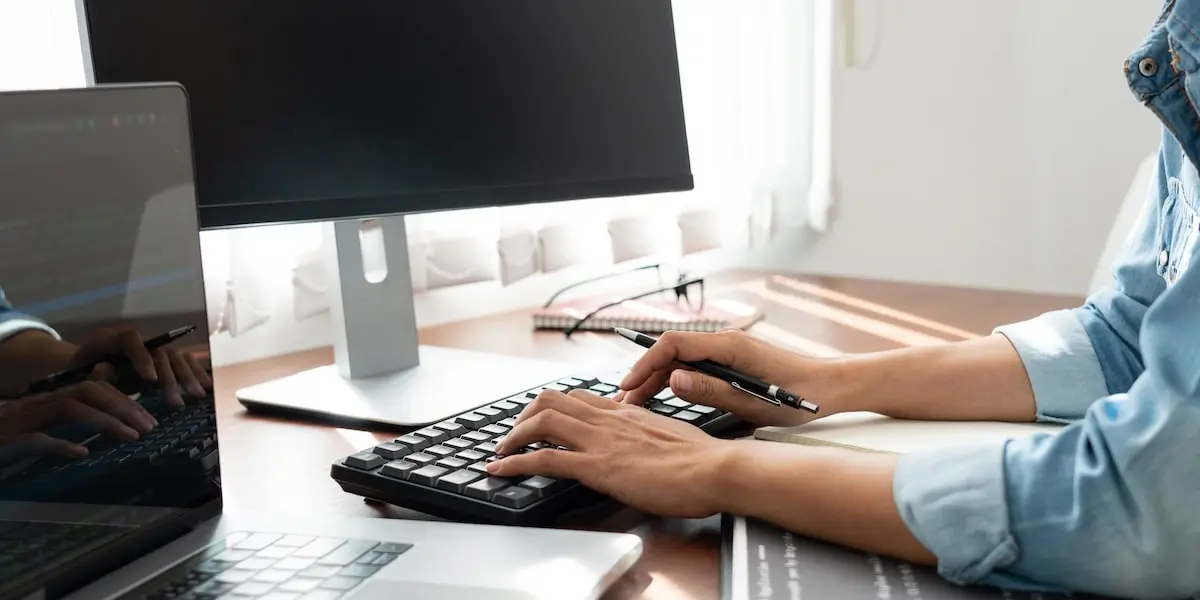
xmin=330 ymin=371 xmax=749 ymax=525
xmin=134 ymin=532 xmax=411 ymax=600
xmin=0 ymin=520 xmax=127 ymax=588
xmin=0 ymin=394 xmax=219 ymax=505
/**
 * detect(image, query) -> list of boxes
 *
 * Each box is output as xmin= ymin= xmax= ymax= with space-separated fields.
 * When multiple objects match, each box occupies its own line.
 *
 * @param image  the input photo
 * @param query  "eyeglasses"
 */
xmin=542 ymin=264 xmax=706 ymax=337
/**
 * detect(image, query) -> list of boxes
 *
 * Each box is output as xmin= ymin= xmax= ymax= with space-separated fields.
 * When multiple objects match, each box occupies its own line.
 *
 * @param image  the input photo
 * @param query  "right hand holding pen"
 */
xmin=618 ymin=330 xmax=834 ymax=427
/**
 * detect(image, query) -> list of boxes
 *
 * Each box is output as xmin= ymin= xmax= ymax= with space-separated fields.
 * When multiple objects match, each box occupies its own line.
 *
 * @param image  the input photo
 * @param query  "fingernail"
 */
xmin=121 ymin=427 xmax=140 ymax=441
xmin=486 ymin=460 xmax=501 ymax=473
xmin=671 ymin=370 xmax=693 ymax=395
xmin=613 ymin=390 xmax=626 ymax=403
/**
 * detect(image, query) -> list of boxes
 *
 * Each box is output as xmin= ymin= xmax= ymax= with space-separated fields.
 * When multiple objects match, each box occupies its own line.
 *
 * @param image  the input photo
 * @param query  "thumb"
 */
xmin=669 ymin=369 xmax=736 ymax=409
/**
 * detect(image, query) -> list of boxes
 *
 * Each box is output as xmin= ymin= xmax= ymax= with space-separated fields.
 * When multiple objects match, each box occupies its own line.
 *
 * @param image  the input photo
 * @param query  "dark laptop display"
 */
xmin=0 ymin=85 xmax=217 ymax=599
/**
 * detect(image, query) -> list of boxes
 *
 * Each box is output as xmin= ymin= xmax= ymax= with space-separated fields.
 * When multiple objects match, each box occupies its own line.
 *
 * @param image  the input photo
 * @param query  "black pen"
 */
xmin=613 ymin=327 xmax=819 ymax=414
xmin=22 ymin=325 xmax=197 ymax=396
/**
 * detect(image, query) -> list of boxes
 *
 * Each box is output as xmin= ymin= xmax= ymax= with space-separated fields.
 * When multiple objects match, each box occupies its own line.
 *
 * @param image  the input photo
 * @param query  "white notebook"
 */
xmin=753 ymin=411 xmax=1063 ymax=454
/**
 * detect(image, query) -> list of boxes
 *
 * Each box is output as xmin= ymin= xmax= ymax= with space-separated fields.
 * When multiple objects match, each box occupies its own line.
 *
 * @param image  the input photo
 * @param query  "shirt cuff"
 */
xmin=993 ymin=310 xmax=1109 ymax=423
xmin=0 ymin=318 xmax=59 ymax=345
xmin=893 ymin=441 xmax=1017 ymax=585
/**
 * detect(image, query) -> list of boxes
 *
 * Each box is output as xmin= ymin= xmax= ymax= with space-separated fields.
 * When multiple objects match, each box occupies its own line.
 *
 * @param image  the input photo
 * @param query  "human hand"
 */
xmin=0 ymin=381 xmax=158 ymax=459
xmin=70 ymin=326 xmax=211 ymax=407
xmin=617 ymin=329 xmax=834 ymax=427
xmin=487 ymin=389 xmax=733 ymax=518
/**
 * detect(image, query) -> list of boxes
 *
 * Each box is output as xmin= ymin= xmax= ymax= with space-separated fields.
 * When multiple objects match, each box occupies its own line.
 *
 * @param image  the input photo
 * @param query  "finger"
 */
xmin=486 ymin=447 xmax=589 ymax=479
xmin=667 ymin=369 xmax=756 ymax=415
xmin=621 ymin=369 xmax=671 ymax=406
xmin=71 ymin=381 xmax=156 ymax=432
xmin=169 ymin=350 xmax=207 ymax=398
xmin=185 ymin=352 xmax=214 ymax=390
xmin=515 ymin=389 xmax=605 ymax=428
xmin=565 ymin=388 xmax=618 ymax=409
xmin=496 ymin=409 xmax=598 ymax=456
xmin=154 ymin=349 xmax=184 ymax=407
xmin=114 ymin=328 xmax=157 ymax=381
xmin=14 ymin=432 xmax=89 ymax=459
xmin=57 ymin=398 xmax=140 ymax=441
xmin=619 ymin=330 xmax=746 ymax=392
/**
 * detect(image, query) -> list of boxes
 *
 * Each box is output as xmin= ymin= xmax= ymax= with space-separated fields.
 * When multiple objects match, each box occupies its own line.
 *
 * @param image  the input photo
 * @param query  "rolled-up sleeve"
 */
xmin=892 ymin=141 xmax=1200 ymax=597
xmin=0 ymin=288 xmax=57 ymax=344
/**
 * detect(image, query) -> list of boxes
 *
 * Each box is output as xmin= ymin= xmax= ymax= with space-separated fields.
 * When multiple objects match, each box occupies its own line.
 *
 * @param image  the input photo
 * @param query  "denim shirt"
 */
xmin=0 ymin=286 xmax=55 ymax=344
xmin=892 ymin=2 xmax=1200 ymax=597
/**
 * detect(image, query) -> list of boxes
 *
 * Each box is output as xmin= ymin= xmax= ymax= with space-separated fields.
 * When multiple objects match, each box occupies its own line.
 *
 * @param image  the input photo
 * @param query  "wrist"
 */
xmin=795 ymin=355 xmax=871 ymax=416
xmin=703 ymin=440 xmax=757 ymax=515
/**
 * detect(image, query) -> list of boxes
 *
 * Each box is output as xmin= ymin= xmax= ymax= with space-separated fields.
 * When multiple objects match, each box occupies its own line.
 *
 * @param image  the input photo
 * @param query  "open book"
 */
xmin=753 ymin=411 xmax=1063 ymax=454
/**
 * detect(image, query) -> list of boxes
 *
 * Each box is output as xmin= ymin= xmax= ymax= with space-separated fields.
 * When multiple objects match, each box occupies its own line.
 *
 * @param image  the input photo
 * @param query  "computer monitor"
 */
xmin=77 ymin=0 xmax=693 ymax=427
xmin=0 ymin=84 xmax=219 ymax=599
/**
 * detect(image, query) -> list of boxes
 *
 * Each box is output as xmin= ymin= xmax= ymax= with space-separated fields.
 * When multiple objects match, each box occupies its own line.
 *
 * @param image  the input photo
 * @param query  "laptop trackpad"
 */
xmin=348 ymin=580 xmax=543 ymax=600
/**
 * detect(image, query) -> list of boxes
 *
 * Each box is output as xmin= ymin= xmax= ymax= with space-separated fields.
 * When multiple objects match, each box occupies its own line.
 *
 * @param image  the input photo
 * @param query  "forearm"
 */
xmin=0 ymin=330 xmax=76 ymax=396
xmin=712 ymin=439 xmax=936 ymax=565
xmin=825 ymin=335 xmax=1036 ymax=422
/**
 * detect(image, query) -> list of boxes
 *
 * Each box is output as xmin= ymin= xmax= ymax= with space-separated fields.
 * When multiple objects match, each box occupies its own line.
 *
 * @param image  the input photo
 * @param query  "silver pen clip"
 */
xmin=731 ymin=381 xmax=781 ymax=406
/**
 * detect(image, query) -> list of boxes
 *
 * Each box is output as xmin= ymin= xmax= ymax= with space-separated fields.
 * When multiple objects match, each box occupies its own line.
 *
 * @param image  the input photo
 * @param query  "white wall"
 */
xmin=761 ymin=0 xmax=1163 ymax=295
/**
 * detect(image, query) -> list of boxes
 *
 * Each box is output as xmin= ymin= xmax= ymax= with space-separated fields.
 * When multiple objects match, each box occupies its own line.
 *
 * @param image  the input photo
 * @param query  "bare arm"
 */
xmin=713 ymin=440 xmax=937 ymax=565
xmin=826 ymin=335 xmax=1036 ymax=422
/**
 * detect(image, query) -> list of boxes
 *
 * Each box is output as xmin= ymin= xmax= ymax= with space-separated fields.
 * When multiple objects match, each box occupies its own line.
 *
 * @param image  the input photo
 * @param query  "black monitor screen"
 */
xmin=0 ymin=85 xmax=217 ymax=599
xmin=82 ymin=0 xmax=693 ymax=229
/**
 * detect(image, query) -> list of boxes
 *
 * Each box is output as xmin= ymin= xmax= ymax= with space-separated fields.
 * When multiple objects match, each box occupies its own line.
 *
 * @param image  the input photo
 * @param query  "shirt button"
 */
xmin=1160 ymin=249 xmax=1169 ymax=266
xmin=1140 ymin=57 xmax=1159 ymax=77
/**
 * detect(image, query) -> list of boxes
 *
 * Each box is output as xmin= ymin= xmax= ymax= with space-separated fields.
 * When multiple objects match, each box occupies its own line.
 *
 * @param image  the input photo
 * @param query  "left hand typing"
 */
xmin=487 ymin=389 xmax=732 ymax=518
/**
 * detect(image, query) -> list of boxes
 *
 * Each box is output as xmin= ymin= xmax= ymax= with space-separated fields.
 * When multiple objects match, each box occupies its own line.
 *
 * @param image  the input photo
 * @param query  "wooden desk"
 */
xmin=212 ymin=272 xmax=1080 ymax=599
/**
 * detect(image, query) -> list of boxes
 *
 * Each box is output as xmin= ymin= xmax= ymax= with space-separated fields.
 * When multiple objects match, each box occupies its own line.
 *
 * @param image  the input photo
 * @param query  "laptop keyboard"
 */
xmin=141 ymin=532 xmax=411 ymax=600
xmin=0 ymin=521 xmax=127 ymax=586
xmin=331 ymin=369 xmax=748 ymax=525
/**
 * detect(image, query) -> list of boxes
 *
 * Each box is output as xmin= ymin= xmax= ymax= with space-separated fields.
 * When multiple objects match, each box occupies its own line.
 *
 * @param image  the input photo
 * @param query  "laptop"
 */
xmin=0 ymin=84 xmax=641 ymax=600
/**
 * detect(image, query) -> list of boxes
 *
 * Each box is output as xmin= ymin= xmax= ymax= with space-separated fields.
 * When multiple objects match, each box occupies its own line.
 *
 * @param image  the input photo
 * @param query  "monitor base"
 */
xmin=236 ymin=345 xmax=574 ymax=429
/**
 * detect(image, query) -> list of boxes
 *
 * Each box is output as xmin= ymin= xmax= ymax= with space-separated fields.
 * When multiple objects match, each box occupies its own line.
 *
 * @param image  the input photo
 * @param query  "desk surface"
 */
xmin=212 ymin=272 xmax=1080 ymax=599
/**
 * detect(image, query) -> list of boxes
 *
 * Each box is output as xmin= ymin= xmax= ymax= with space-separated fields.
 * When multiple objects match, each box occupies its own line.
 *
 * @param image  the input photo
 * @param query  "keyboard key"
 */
xmin=213 ymin=549 xmax=255 ymax=563
xmin=233 ymin=533 xmax=282 ymax=550
xmin=233 ymin=581 xmax=277 ymax=596
xmin=519 ymin=476 xmax=569 ymax=497
xmin=650 ymin=405 xmax=678 ymax=416
xmin=372 ymin=442 xmax=410 ymax=460
xmin=252 ymin=569 xmax=293 ymax=583
xmin=256 ymin=546 xmax=294 ymax=559
xmin=508 ymin=395 xmax=533 ymax=406
xmin=320 ymin=575 xmax=362 ymax=591
xmin=413 ymin=428 xmax=448 ymax=444
xmin=375 ymin=542 xmax=413 ymax=554
xmin=405 ymin=452 xmax=436 ymax=465
xmin=299 ymin=565 xmax=340 ymax=578
xmin=294 ymin=538 xmax=347 ymax=559
xmin=591 ymin=383 xmax=619 ymax=394
xmin=480 ymin=424 xmax=508 ymax=436
xmin=432 ymin=421 xmax=466 ymax=435
xmin=316 ymin=540 xmax=379 ymax=566
xmin=236 ymin=557 xmax=276 ymax=571
xmin=278 ymin=578 xmax=322 ymax=593
xmin=490 ymin=401 xmax=520 ymax=416
xmin=380 ymin=460 xmax=419 ymax=480
xmin=371 ymin=552 xmax=399 ymax=566
xmin=435 ymin=457 xmax=468 ymax=470
xmin=276 ymin=535 xmax=316 ymax=548
xmin=339 ymin=563 xmax=381 ymax=578
xmin=664 ymin=398 xmax=692 ymax=409
xmin=546 ymin=382 xmax=571 ymax=392
xmin=408 ymin=465 xmax=449 ymax=486
xmin=654 ymin=389 xmax=675 ymax=401
xmin=214 ymin=569 xmax=256 ymax=584
xmin=456 ymin=449 xmax=486 ymax=462
xmin=455 ymin=413 xmax=489 ymax=427
xmin=476 ymin=407 xmax=504 ymax=422
xmin=394 ymin=434 xmax=429 ymax=451
xmin=474 ymin=442 xmax=499 ymax=454
xmin=436 ymin=469 xmax=484 ymax=493
xmin=493 ymin=486 xmax=537 ymax=509
xmin=462 ymin=431 xmax=492 ymax=443
xmin=194 ymin=580 xmax=237 ymax=595
xmin=689 ymin=404 xmax=717 ymax=415
xmin=672 ymin=410 xmax=704 ymax=424
xmin=498 ymin=417 xmax=518 ymax=427
xmin=425 ymin=445 xmax=455 ymax=457
xmin=443 ymin=438 xmax=473 ymax=450
xmin=344 ymin=452 xmax=385 ymax=470
xmin=465 ymin=477 xmax=512 ymax=500
xmin=273 ymin=557 xmax=316 ymax=571
xmin=299 ymin=591 xmax=342 ymax=600
xmin=467 ymin=461 xmax=490 ymax=473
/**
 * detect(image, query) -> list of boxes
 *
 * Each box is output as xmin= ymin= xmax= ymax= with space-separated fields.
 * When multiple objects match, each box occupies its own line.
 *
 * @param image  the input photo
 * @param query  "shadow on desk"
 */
xmin=210 ymin=271 xmax=1081 ymax=600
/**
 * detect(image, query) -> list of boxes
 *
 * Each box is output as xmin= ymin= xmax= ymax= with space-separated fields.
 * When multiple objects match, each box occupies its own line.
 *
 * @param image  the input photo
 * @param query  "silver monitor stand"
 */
xmin=236 ymin=215 xmax=574 ymax=428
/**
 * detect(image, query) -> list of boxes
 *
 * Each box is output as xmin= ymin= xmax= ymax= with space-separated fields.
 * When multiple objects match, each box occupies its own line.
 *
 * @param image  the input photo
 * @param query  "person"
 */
xmin=0 ymin=287 xmax=211 ymax=459
xmin=485 ymin=3 xmax=1200 ymax=598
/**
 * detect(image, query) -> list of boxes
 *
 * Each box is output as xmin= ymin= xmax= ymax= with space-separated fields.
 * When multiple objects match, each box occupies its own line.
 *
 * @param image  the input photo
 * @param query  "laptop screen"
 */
xmin=0 ymin=85 xmax=217 ymax=599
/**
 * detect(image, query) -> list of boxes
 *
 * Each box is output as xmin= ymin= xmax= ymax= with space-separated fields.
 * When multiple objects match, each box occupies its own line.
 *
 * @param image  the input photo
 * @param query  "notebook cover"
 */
xmin=532 ymin=296 xmax=763 ymax=333
xmin=753 ymin=412 xmax=1062 ymax=454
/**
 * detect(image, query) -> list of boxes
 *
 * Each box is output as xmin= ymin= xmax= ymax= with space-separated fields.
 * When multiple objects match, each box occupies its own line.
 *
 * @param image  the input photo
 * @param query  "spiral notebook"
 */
xmin=532 ymin=297 xmax=764 ymax=333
